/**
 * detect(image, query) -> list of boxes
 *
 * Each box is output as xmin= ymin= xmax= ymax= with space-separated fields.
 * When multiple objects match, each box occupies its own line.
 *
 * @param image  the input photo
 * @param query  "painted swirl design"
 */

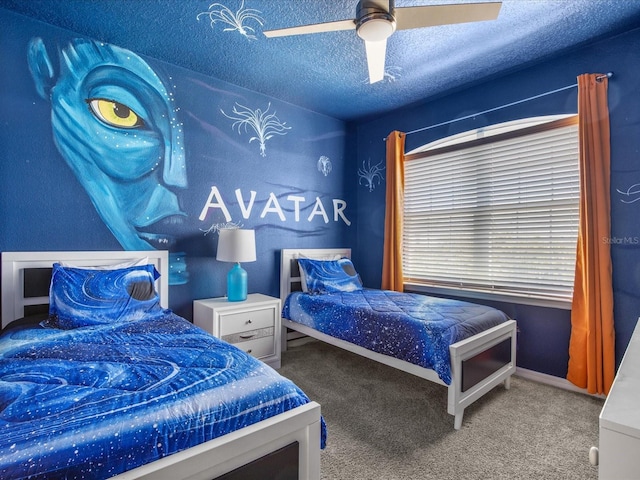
xmin=0 ymin=313 xmax=323 ymax=478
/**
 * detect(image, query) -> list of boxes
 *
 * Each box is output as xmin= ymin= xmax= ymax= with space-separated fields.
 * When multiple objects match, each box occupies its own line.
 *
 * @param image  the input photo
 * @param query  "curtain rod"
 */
xmin=395 ymin=72 xmax=613 ymax=139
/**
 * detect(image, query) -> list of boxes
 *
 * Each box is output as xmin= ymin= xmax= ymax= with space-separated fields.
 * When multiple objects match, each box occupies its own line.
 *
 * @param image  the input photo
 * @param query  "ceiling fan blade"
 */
xmin=365 ymin=39 xmax=387 ymax=84
xmin=264 ymin=19 xmax=356 ymax=38
xmin=394 ymin=2 xmax=502 ymax=31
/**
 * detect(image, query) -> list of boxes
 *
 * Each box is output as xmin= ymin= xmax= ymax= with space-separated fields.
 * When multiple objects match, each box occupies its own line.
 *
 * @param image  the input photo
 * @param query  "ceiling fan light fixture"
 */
xmin=357 ymin=13 xmax=396 ymax=42
xmin=262 ymin=0 xmax=503 ymax=85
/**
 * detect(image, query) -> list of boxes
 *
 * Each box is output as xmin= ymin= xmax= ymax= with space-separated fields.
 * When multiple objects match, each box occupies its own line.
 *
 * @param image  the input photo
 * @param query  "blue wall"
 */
xmin=3 ymin=6 xmax=639 ymax=380
xmin=354 ymin=28 xmax=640 ymax=377
xmin=0 ymin=8 xmax=356 ymax=320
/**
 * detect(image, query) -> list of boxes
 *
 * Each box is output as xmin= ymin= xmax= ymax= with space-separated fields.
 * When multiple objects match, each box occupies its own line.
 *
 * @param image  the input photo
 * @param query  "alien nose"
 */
xmin=163 ymin=117 xmax=187 ymax=188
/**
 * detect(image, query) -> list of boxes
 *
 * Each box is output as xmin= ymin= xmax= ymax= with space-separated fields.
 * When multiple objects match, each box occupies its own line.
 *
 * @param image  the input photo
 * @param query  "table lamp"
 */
xmin=216 ymin=229 xmax=256 ymax=301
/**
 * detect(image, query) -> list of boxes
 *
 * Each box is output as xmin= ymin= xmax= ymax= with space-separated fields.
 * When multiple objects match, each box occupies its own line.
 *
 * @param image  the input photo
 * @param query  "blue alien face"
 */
xmin=29 ymin=38 xmax=187 ymax=255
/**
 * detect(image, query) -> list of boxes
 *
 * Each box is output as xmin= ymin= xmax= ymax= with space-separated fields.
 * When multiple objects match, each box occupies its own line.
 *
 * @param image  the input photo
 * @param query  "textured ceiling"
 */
xmin=2 ymin=0 xmax=640 ymax=121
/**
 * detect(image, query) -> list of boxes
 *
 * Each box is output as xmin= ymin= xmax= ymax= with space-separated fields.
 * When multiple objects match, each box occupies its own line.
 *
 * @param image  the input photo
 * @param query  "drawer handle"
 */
xmin=246 ymin=349 xmax=253 ymax=354
xmin=240 ymin=334 xmax=256 ymax=339
xmin=245 ymin=319 xmax=253 ymax=324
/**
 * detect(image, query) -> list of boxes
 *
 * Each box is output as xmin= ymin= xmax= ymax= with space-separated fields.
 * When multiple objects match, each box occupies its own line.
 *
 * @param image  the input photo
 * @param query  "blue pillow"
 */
xmin=44 ymin=263 xmax=164 ymax=329
xmin=297 ymin=257 xmax=363 ymax=294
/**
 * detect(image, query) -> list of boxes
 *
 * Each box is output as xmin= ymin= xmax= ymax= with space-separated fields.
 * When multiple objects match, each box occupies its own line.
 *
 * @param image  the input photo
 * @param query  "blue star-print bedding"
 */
xmin=283 ymin=290 xmax=510 ymax=384
xmin=0 ymin=313 xmax=325 ymax=479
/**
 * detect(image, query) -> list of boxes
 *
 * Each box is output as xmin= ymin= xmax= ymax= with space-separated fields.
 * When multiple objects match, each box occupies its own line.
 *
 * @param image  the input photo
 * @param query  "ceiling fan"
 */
xmin=263 ymin=1 xmax=502 ymax=84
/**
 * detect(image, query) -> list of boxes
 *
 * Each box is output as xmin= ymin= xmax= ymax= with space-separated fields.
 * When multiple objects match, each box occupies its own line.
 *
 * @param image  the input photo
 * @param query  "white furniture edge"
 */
xmin=596 ymin=317 xmax=640 ymax=477
xmin=194 ymin=293 xmax=282 ymax=369
xmin=280 ymin=248 xmax=517 ymax=430
xmin=1 ymin=250 xmax=321 ymax=480
xmin=113 ymin=402 xmax=321 ymax=480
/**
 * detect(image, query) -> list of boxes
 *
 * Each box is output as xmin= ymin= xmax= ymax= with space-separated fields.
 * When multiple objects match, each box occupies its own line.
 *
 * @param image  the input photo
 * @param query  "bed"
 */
xmin=279 ymin=248 xmax=517 ymax=430
xmin=1 ymin=250 xmax=323 ymax=480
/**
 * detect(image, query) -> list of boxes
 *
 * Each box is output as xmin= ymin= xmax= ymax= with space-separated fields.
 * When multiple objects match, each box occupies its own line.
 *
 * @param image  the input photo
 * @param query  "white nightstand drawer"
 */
xmin=219 ymin=308 xmax=275 ymax=337
xmin=230 ymin=336 xmax=275 ymax=359
xmin=193 ymin=294 xmax=282 ymax=369
xmin=222 ymin=326 xmax=274 ymax=344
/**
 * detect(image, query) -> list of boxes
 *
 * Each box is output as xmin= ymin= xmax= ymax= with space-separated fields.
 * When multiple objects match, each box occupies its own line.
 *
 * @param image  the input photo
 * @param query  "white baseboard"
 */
xmin=515 ymin=367 xmax=606 ymax=399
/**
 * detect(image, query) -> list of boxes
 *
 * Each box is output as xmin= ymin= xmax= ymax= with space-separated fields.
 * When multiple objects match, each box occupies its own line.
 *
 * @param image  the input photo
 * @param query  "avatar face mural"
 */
xmin=28 ymin=38 xmax=188 ymax=284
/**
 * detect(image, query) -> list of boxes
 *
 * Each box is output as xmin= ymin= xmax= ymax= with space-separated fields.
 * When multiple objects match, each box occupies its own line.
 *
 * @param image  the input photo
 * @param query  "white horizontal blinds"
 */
xmin=403 ymin=117 xmax=579 ymax=301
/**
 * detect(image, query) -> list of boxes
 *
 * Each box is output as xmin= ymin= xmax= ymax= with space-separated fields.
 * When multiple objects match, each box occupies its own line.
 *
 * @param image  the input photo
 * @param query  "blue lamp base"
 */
xmin=227 ymin=262 xmax=248 ymax=302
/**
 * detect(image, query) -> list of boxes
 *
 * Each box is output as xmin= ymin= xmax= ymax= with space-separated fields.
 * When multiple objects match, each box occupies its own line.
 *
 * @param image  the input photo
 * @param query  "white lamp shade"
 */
xmin=216 ymin=229 xmax=256 ymax=263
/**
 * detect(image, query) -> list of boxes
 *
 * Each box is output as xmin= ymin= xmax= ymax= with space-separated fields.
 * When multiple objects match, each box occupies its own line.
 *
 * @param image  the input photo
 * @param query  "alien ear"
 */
xmin=27 ymin=37 xmax=56 ymax=100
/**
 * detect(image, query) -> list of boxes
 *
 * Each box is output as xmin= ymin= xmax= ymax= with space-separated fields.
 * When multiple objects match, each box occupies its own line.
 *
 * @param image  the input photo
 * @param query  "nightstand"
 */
xmin=193 ymin=293 xmax=281 ymax=369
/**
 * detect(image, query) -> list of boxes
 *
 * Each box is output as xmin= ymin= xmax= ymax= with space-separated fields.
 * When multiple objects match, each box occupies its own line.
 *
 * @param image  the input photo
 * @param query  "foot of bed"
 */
xmin=454 ymin=413 xmax=463 ymax=430
xmin=504 ymin=376 xmax=511 ymax=390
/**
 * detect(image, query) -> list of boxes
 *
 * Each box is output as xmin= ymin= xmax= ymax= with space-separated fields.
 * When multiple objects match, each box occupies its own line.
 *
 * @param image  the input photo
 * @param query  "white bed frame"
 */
xmin=280 ymin=248 xmax=517 ymax=430
xmin=1 ymin=250 xmax=321 ymax=480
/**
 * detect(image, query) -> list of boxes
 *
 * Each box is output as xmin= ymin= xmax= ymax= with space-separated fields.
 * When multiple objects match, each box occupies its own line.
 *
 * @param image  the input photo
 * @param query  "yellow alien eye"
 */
xmin=87 ymin=98 xmax=144 ymax=128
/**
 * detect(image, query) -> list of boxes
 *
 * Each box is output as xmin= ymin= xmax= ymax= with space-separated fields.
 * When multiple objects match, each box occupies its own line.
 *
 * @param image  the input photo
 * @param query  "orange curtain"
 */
xmin=567 ymin=74 xmax=615 ymax=395
xmin=381 ymin=130 xmax=406 ymax=291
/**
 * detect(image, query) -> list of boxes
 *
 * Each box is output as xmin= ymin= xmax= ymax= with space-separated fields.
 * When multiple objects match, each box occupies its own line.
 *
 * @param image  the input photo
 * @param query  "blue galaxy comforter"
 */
xmin=283 ymin=290 xmax=510 ymax=384
xmin=0 ymin=313 xmax=324 ymax=479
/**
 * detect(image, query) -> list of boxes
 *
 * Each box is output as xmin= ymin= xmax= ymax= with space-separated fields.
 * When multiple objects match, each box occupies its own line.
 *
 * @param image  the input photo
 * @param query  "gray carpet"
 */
xmin=279 ymin=340 xmax=604 ymax=480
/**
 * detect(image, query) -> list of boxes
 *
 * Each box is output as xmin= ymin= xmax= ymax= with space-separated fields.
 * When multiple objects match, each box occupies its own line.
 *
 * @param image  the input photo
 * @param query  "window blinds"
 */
xmin=403 ymin=117 xmax=579 ymax=302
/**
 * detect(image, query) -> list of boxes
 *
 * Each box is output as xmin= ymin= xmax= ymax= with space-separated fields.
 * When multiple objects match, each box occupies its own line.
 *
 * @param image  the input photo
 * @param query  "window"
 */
xmin=403 ymin=115 xmax=579 ymax=306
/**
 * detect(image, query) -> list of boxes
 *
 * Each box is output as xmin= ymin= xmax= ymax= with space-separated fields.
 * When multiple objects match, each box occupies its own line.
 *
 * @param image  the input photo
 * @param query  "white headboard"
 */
xmin=279 ymin=248 xmax=351 ymax=307
xmin=1 ymin=250 xmax=169 ymax=329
